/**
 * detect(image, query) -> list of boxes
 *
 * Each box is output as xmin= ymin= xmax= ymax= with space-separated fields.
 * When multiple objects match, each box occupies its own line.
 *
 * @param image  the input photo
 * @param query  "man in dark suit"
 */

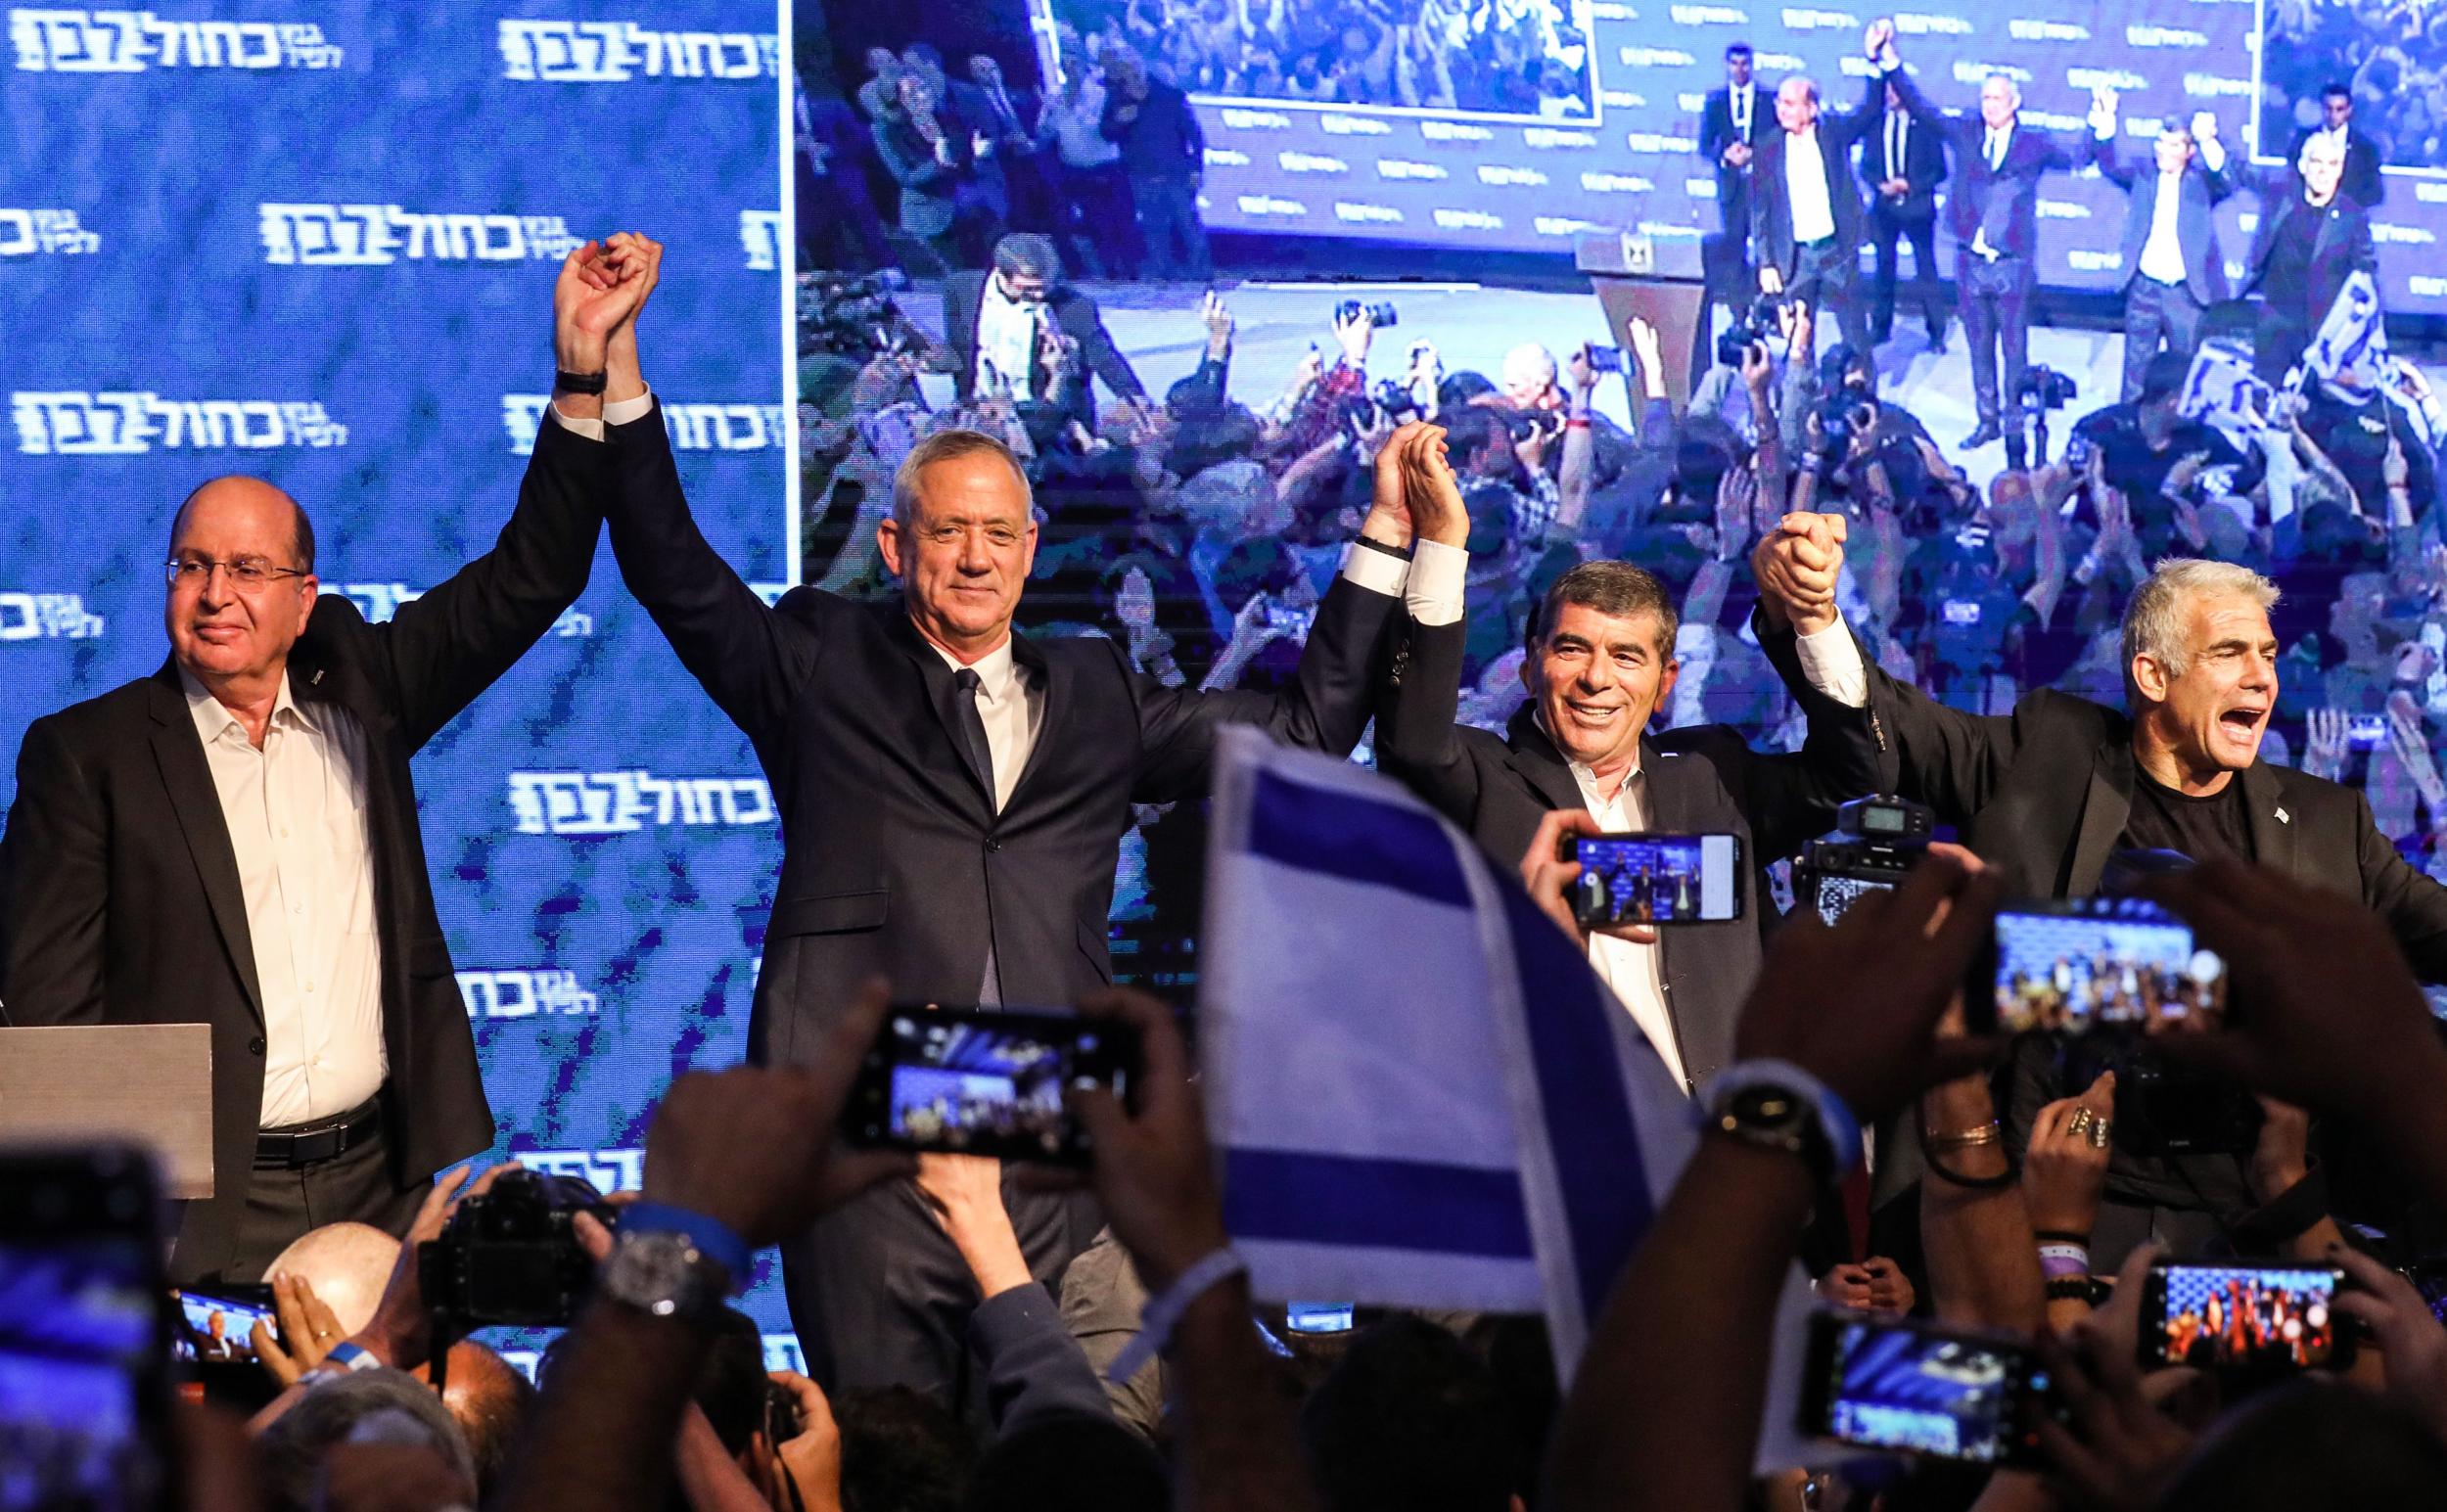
xmin=2285 ymin=82 xmax=2385 ymax=210
xmin=1877 ymin=23 xmax=2104 ymax=466
xmin=1762 ymin=523 xmax=2447 ymax=1261
xmin=967 ymin=54 xmax=1049 ymax=234
xmin=943 ymin=233 xmax=1145 ymax=423
xmin=1101 ymin=50 xmax=1209 ymax=282
xmin=2084 ymin=99 xmax=2236 ymax=400
xmin=1697 ymin=42 xmax=1768 ymax=237
xmin=1749 ymin=71 xmax=1883 ymax=363
xmin=589 ymin=245 xmax=1446 ymax=1405
xmin=0 ymin=246 xmax=648 ymax=1284
xmin=2241 ymin=129 xmax=2378 ymax=387
xmin=1860 ymin=77 xmax=1950 ymax=351
xmin=1376 ymin=534 xmax=1889 ymax=1095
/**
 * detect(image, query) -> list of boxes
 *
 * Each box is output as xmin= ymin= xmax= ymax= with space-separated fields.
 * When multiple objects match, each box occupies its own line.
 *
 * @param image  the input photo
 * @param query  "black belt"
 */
xmin=255 ymin=1094 xmax=384 ymax=1169
xmin=1797 ymin=234 xmax=1838 ymax=249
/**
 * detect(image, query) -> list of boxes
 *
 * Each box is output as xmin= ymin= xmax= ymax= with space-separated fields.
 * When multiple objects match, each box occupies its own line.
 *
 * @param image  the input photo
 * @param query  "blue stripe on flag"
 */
xmin=1245 ymin=768 xmax=1473 ymax=908
xmin=1224 ymin=1148 xmax=1536 ymax=1259
xmin=1498 ymin=884 xmax=1656 ymax=1313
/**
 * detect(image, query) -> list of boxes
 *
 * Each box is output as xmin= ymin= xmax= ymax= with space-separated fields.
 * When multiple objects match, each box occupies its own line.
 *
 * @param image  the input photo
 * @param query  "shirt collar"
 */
xmin=930 ymin=633 xmax=1022 ymax=700
xmin=1530 ymin=707 xmax=1645 ymax=792
xmin=180 ymin=666 xmax=305 ymax=746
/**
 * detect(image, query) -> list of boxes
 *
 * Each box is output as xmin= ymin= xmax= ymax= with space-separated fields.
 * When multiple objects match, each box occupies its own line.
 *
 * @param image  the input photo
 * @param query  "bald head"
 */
xmin=171 ymin=476 xmax=315 ymax=574
xmin=266 ymin=1222 xmax=399 ymax=1337
xmin=165 ymin=476 xmax=320 ymax=697
xmin=1776 ymin=75 xmax=1821 ymax=133
xmin=432 ymin=1341 xmax=534 ymax=1500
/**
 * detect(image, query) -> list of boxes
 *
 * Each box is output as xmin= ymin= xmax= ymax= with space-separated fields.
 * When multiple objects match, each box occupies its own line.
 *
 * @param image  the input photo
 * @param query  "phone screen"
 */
xmin=1284 ymin=1303 xmax=1356 ymax=1334
xmin=850 ymin=1007 xmax=1136 ymax=1165
xmin=2147 ymin=1262 xmax=2345 ymax=1371
xmin=1811 ymin=873 xmax=1896 ymax=927
xmin=172 ymin=1285 xmax=278 ymax=1363
xmin=1804 ymin=1314 xmax=2046 ymax=1464
xmin=1982 ymin=898 xmax=2228 ymax=1035
xmin=1570 ymin=833 xmax=1741 ymax=926
xmin=0 ymin=1149 xmax=170 ymax=1512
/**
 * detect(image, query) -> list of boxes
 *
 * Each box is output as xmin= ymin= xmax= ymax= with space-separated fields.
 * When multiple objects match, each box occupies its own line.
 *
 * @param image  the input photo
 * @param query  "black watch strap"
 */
xmin=555 ymin=369 xmax=609 ymax=395
xmin=1354 ymin=533 xmax=1413 ymax=561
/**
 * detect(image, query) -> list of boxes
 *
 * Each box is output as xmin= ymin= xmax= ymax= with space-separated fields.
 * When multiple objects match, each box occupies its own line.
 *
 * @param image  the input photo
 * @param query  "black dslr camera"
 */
xmin=419 ymin=1168 xmax=613 ymax=1329
xmin=1336 ymin=298 xmax=1399 ymax=329
xmin=1716 ymin=298 xmax=1781 ymax=371
xmin=1796 ymin=794 xmax=1935 ymax=925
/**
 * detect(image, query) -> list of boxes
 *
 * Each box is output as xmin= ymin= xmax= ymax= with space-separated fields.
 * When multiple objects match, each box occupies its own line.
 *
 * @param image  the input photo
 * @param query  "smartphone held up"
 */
xmin=842 ymin=1003 xmax=1140 ymax=1166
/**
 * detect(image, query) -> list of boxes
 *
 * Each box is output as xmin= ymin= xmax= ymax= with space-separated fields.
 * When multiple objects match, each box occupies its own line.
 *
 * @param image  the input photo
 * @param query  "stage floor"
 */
xmin=900 ymin=276 xmax=2447 ymax=489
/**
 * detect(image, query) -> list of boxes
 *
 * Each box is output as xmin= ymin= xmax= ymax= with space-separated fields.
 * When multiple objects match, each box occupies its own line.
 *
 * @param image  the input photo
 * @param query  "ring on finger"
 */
xmin=2066 ymin=1108 xmax=2095 ymax=1138
xmin=2086 ymin=1119 xmax=2112 ymax=1150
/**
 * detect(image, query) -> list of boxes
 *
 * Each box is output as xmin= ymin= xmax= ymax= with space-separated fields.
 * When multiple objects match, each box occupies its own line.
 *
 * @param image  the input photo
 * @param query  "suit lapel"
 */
xmin=2068 ymin=738 xmax=2136 ymax=895
xmin=1504 ymin=707 xmax=1590 ymax=816
xmin=882 ymin=610 xmax=998 ymax=816
xmin=2239 ymin=762 xmax=2299 ymax=878
xmin=145 ymin=664 xmax=265 ymax=1028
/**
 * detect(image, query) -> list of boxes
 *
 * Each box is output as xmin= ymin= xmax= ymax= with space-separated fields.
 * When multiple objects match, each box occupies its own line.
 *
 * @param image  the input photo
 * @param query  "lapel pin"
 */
xmin=2275 ymin=806 xmax=2290 ymax=825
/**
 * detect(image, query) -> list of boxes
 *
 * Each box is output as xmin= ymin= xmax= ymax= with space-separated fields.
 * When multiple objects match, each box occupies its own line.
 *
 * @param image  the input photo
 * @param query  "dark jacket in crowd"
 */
xmin=1886 ymin=65 xmax=2079 ymax=262
xmin=1100 ymin=78 xmax=1203 ymax=183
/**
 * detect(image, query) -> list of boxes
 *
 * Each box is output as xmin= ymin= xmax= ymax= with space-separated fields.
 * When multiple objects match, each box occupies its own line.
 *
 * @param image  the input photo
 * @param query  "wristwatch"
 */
xmin=1707 ymin=1078 xmax=1836 ymax=1187
xmin=599 ymin=1228 xmax=732 ymax=1325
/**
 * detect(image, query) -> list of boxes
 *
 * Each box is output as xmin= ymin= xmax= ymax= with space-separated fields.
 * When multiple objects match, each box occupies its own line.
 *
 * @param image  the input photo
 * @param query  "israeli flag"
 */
xmin=2298 ymin=269 xmax=2386 ymax=389
xmin=2180 ymin=344 xmax=2273 ymax=448
xmin=1202 ymin=729 xmax=1815 ymax=1444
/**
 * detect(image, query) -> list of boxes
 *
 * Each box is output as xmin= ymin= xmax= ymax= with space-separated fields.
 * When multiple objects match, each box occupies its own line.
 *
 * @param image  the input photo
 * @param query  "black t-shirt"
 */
xmin=2115 ymin=770 xmax=2252 ymax=867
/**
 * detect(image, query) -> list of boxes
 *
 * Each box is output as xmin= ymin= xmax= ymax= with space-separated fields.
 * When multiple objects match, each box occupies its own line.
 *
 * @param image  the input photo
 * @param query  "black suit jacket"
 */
xmin=1749 ymin=77 xmax=1883 ymax=277
xmin=1886 ymin=67 xmax=2077 ymax=260
xmin=942 ymin=269 xmax=1147 ymax=416
xmin=1376 ymin=614 xmax=1889 ymax=1091
xmin=598 ymin=403 xmax=1399 ymax=1061
xmin=1699 ymin=83 xmax=1772 ymax=225
xmin=2241 ymin=181 xmax=2378 ymax=328
xmin=2285 ymin=124 xmax=2385 ymax=209
xmin=1860 ymin=103 xmax=1949 ymax=220
xmin=2083 ymin=135 xmax=2235 ymax=303
xmin=1864 ymin=666 xmax=2447 ymax=961
xmin=0 ymin=419 xmax=607 ymax=1279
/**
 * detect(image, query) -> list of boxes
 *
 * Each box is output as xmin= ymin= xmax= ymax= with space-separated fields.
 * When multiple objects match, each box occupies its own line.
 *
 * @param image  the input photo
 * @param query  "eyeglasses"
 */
xmin=165 ymin=555 xmax=308 ymax=589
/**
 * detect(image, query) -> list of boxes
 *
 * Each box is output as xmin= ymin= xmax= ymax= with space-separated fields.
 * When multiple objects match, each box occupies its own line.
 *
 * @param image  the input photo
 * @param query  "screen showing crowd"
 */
xmin=1991 ymin=904 xmax=2230 ymax=1035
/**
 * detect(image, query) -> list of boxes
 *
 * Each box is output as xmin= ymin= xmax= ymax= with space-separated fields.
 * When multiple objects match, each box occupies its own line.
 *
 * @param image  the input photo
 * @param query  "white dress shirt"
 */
xmin=927 ymin=633 xmax=1043 ymax=813
xmin=1730 ymin=81 xmax=1753 ymax=137
xmin=2138 ymin=168 xmax=2189 ymax=286
xmin=1884 ymin=110 xmax=1909 ymax=186
xmin=1791 ymin=616 xmax=1872 ymax=709
xmin=974 ymin=274 xmax=1043 ymax=403
xmin=1784 ymin=126 xmax=1837 ymax=244
xmin=183 ymin=670 xmax=387 ymax=1127
xmin=1561 ymin=755 xmax=1688 ymax=1091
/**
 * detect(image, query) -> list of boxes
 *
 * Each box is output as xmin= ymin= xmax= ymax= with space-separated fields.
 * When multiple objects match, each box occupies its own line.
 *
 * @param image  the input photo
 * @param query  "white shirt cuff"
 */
xmin=548 ymin=388 xmax=655 ymax=443
xmin=1405 ymin=538 xmax=1469 ymax=627
xmin=2198 ymin=136 xmax=2225 ymax=172
xmin=1793 ymin=616 xmax=1870 ymax=708
xmin=1340 ymin=538 xmax=1411 ymax=599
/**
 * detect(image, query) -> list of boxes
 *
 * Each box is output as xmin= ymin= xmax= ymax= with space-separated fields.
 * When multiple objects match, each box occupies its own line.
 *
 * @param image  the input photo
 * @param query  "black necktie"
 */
xmin=949 ymin=667 xmax=996 ymax=808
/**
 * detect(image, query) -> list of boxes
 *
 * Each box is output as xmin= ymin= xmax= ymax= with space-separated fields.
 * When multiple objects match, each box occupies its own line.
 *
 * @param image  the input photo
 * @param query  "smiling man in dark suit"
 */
xmin=0 ymin=243 xmax=647 ymax=1284
xmin=586 ymin=237 xmax=1454 ymax=1407
xmin=2084 ymin=97 xmax=2237 ymax=399
xmin=943 ymin=232 xmax=1145 ymax=423
xmin=1375 ymin=496 xmax=1888 ymax=1095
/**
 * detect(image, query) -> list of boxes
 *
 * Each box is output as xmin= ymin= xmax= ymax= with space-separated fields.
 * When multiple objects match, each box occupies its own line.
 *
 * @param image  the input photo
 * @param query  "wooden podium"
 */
xmin=0 ymin=1024 xmax=214 ymax=1198
xmin=1575 ymin=229 xmax=1717 ymax=412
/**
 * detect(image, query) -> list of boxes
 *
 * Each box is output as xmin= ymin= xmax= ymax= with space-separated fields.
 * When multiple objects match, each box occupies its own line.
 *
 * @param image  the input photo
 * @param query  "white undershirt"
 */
xmin=1784 ymin=126 xmax=1837 ymax=244
xmin=183 ymin=670 xmax=387 ymax=1127
xmin=2139 ymin=168 xmax=2189 ymax=286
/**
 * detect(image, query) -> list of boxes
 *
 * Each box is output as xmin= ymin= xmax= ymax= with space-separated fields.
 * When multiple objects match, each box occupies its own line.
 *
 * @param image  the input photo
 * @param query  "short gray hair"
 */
xmin=2121 ymin=558 xmax=2280 ymax=699
xmin=257 ymin=1368 xmax=477 ymax=1512
xmin=892 ymin=428 xmax=1033 ymax=529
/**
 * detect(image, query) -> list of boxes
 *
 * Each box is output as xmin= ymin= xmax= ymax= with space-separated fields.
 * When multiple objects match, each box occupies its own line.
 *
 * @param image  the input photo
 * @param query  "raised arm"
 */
xmin=1131 ymin=423 xmax=1459 ymax=802
xmin=368 ymin=242 xmax=636 ymax=750
xmin=597 ymin=240 xmax=822 ymax=745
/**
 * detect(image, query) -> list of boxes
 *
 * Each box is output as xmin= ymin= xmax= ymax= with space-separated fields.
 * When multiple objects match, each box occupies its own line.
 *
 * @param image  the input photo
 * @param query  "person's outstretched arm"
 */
xmin=595 ymin=237 xmax=824 ymax=746
xmin=369 ymin=241 xmax=642 ymax=751
xmin=916 ymin=1155 xmax=1114 ymax=1434
xmin=1131 ymin=423 xmax=1464 ymax=802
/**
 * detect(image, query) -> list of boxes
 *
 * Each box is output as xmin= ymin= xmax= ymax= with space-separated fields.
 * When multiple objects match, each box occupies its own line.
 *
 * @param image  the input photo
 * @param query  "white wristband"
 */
xmin=1104 ymin=1247 xmax=1247 ymax=1384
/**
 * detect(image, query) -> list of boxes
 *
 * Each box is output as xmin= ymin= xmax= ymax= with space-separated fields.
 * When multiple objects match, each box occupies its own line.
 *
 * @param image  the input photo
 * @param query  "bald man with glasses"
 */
xmin=0 ymin=242 xmax=652 ymax=1284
